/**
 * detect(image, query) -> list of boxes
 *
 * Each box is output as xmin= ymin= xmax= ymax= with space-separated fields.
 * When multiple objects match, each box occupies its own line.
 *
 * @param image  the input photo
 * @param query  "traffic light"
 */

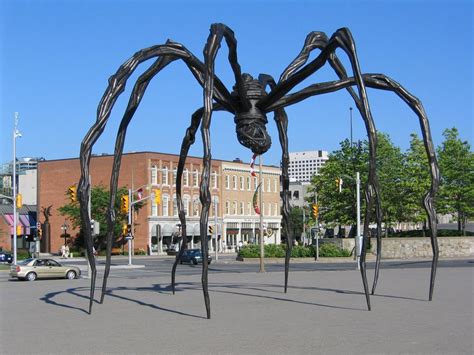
xmin=122 ymin=223 xmax=128 ymax=236
xmin=16 ymin=193 xmax=22 ymax=209
xmin=38 ymin=226 xmax=42 ymax=238
xmin=127 ymin=224 xmax=132 ymax=235
xmin=68 ymin=185 xmax=77 ymax=202
xmin=16 ymin=225 xmax=22 ymax=235
xmin=153 ymin=189 xmax=161 ymax=205
xmin=335 ymin=178 xmax=343 ymax=193
xmin=312 ymin=204 xmax=319 ymax=218
xmin=120 ymin=195 xmax=129 ymax=214
xmin=208 ymin=225 xmax=214 ymax=235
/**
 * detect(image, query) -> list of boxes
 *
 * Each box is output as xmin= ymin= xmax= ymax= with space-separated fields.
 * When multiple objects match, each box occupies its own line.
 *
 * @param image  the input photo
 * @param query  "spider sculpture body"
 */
xmin=78 ymin=24 xmax=439 ymax=319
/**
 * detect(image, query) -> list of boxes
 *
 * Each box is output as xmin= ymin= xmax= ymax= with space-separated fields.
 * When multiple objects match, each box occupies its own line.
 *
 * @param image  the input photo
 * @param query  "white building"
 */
xmin=289 ymin=150 xmax=329 ymax=183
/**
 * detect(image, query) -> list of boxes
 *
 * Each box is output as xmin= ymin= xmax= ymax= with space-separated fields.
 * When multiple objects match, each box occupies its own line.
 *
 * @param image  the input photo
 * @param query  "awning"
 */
xmin=3 ymin=214 xmax=34 ymax=235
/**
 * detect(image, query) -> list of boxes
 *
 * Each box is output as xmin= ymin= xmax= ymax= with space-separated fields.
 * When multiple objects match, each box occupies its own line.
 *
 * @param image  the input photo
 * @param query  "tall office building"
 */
xmin=289 ymin=150 xmax=329 ymax=183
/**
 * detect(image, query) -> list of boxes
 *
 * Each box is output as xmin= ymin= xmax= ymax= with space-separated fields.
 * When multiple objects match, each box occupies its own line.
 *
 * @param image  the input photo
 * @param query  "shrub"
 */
xmin=318 ymin=243 xmax=351 ymax=257
xmin=239 ymin=245 xmax=260 ymax=258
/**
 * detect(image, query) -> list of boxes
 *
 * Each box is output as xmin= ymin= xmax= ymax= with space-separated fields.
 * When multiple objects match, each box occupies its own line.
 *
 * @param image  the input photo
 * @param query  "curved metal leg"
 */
xmin=102 ymin=55 xmax=175 ymax=303
xmin=259 ymin=74 xmax=292 ymax=293
xmin=171 ymin=108 xmax=203 ymax=294
xmin=268 ymin=72 xmax=440 ymax=301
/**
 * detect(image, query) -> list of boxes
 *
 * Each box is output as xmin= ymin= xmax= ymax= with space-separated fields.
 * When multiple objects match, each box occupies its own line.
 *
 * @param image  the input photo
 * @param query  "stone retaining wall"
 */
xmin=320 ymin=237 xmax=474 ymax=259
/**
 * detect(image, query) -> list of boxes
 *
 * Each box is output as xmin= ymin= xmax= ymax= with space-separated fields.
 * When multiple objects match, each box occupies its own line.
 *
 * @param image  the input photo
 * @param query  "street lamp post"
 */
xmin=12 ymin=112 xmax=22 ymax=265
xmin=61 ymin=222 xmax=69 ymax=246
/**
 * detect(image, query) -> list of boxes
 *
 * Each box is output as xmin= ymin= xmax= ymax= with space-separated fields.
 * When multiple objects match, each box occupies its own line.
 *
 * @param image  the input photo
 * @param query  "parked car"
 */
xmin=10 ymin=258 xmax=81 ymax=281
xmin=0 ymin=252 xmax=13 ymax=264
xmin=179 ymin=249 xmax=212 ymax=265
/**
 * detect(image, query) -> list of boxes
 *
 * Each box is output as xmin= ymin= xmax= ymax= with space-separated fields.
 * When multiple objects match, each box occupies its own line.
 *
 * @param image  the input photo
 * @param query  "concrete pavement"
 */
xmin=1 ymin=263 xmax=472 ymax=354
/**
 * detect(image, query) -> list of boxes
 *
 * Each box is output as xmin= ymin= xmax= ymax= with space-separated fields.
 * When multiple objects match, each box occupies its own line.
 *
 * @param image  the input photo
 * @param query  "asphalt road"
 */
xmin=1 ymin=261 xmax=472 ymax=355
xmin=57 ymin=255 xmax=474 ymax=280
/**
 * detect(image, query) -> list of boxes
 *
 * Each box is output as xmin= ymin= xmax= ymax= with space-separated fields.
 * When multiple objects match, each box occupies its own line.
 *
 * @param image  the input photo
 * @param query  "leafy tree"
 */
xmin=437 ymin=128 xmax=474 ymax=234
xmin=376 ymin=133 xmax=405 ymax=235
xmin=287 ymin=206 xmax=306 ymax=242
xmin=308 ymin=139 xmax=368 ymax=233
xmin=58 ymin=185 xmax=142 ymax=249
xmin=402 ymin=133 xmax=432 ymax=229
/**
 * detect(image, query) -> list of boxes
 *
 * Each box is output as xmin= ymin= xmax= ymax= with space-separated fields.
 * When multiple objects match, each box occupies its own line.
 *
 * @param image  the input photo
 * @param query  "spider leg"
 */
xmin=101 ymin=53 xmax=177 ymax=304
xmin=79 ymin=41 xmax=236 ymax=313
xmin=171 ymin=104 xmax=225 ymax=294
xmin=258 ymin=74 xmax=292 ymax=293
xmin=275 ymin=31 xmax=384 ymax=294
xmin=263 ymin=28 xmax=381 ymax=311
xmin=268 ymin=73 xmax=439 ymax=301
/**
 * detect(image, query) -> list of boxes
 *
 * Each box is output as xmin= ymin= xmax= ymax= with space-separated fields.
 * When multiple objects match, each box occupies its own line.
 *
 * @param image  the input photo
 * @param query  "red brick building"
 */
xmin=37 ymin=151 xmax=281 ymax=255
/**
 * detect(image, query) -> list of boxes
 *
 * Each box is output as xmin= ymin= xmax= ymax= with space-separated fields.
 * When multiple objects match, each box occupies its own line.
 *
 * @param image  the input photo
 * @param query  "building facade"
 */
xmin=288 ymin=150 xmax=328 ymax=183
xmin=35 ymin=152 xmax=281 ymax=255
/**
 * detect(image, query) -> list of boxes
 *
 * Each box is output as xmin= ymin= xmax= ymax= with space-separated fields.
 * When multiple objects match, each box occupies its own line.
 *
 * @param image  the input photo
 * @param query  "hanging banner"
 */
xmin=253 ymin=182 xmax=261 ymax=215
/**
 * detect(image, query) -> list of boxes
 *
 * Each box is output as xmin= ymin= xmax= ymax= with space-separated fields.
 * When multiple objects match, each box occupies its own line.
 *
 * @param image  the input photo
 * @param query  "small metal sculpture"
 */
xmin=78 ymin=24 xmax=439 ymax=318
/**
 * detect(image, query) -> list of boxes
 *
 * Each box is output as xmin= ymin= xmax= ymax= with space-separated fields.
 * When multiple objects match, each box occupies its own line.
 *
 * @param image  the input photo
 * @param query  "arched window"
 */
xmin=183 ymin=169 xmax=189 ymax=186
xmin=151 ymin=165 xmax=158 ymax=185
xmin=162 ymin=166 xmax=169 ymax=185
xmin=162 ymin=195 xmax=170 ymax=216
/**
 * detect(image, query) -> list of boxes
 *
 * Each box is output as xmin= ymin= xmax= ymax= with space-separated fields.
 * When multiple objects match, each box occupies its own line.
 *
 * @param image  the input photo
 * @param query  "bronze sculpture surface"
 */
xmin=78 ymin=24 xmax=439 ymax=318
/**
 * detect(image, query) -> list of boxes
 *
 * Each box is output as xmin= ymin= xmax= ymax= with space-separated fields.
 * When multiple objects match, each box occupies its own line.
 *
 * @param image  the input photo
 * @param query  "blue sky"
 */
xmin=1 ymin=0 xmax=472 ymax=167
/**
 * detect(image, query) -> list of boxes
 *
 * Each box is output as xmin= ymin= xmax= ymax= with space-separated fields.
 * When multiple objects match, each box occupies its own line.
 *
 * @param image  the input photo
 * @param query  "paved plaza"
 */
xmin=1 ymin=264 xmax=472 ymax=354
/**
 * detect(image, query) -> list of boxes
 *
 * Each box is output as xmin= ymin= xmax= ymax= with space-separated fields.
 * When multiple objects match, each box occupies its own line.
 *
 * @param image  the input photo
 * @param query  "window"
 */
xmin=239 ymin=202 xmax=244 ymax=215
xmin=274 ymin=203 xmax=278 ymax=216
xmin=247 ymin=176 xmax=251 ymax=191
xmin=162 ymin=195 xmax=169 ymax=216
xmin=162 ymin=167 xmax=169 ymax=185
xmin=151 ymin=200 xmax=158 ymax=216
xmin=183 ymin=195 xmax=190 ymax=215
xmin=239 ymin=176 xmax=244 ymax=190
xmin=233 ymin=175 xmax=237 ymax=190
xmin=233 ymin=201 xmax=237 ymax=215
xmin=193 ymin=169 xmax=199 ymax=187
xmin=247 ymin=202 xmax=251 ymax=215
xmin=225 ymin=175 xmax=230 ymax=189
xmin=225 ymin=201 xmax=230 ymax=215
xmin=183 ymin=169 xmax=189 ymax=186
xmin=172 ymin=168 xmax=177 ymax=186
xmin=267 ymin=178 xmax=271 ymax=192
xmin=192 ymin=197 xmax=200 ymax=216
xmin=151 ymin=165 xmax=158 ymax=185
xmin=274 ymin=178 xmax=277 ymax=192
xmin=254 ymin=177 xmax=258 ymax=189
xmin=212 ymin=171 xmax=217 ymax=189
xmin=173 ymin=195 xmax=178 ymax=216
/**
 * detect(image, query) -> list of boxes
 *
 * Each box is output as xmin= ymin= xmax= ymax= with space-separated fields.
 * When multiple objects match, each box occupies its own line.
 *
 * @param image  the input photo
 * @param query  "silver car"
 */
xmin=10 ymin=258 xmax=81 ymax=281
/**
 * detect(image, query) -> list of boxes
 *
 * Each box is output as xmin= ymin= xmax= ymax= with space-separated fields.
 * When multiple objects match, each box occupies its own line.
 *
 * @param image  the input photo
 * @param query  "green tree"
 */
xmin=437 ymin=128 xmax=474 ymax=234
xmin=287 ymin=206 xmax=306 ymax=242
xmin=402 ymin=133 xmax=432 ymax=230
xmin=58 ymin=185 xmax=142 ymax=249
xmin=308 ymin=139 xmax=368 ymax=234
xmin=376 ymin=133 xmax=405 ymax=235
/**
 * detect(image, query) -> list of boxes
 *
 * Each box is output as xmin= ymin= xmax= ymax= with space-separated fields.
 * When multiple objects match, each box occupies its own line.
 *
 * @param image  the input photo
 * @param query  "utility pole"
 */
xmin=259 ymin=155 xmax=265 ymax=273
xmin=128 ymin=188 xmax=132 ymax=265
xmin=356 ymin=172 xmax=362 ymax=270
xmin=12 ymin=112 xmax=21 ymax=265
xmin=214 ymin=196 xmax=218 ymax=261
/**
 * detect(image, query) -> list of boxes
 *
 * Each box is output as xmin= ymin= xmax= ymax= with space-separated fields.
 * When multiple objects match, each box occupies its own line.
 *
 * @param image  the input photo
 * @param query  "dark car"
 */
xmin=0 ymin=252 xmax=13 ymax=264
xmin=179 ymin=249 xmax=212 ymax=265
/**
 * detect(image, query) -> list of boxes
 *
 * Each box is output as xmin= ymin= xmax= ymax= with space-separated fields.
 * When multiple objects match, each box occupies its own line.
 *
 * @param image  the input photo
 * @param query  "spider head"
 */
xmin=236 ymin=119 xmax=272 ymax=155
xmin=234 ymin=74 xmax=272 ymax=154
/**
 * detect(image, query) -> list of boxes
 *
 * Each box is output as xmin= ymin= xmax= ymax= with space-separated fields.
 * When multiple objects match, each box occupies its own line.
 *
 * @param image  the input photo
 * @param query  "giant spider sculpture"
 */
xmin=78 ymin=24 xmax=439 ymax=318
